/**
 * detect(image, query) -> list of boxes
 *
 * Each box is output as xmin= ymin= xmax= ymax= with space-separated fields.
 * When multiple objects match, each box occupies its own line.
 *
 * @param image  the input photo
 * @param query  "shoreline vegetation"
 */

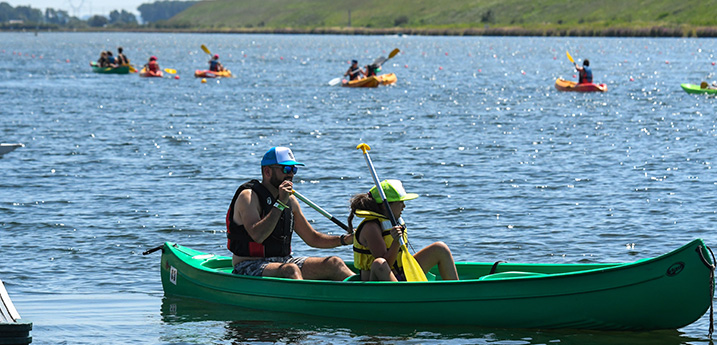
xmin=6 ymin=25 xmax=717 ymax=38
xmin=5 ymin=0 xmax=717 ymax=38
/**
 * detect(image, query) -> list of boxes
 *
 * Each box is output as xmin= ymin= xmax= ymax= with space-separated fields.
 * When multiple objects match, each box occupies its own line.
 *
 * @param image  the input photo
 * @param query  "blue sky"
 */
xmin=7 ymin=0 xmax=146 ymax=18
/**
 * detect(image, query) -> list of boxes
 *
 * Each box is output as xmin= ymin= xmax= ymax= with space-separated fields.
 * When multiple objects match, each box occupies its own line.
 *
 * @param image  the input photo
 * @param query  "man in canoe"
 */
xmin=209 ymin=54 xmax=225 ymax=72
xmin=574 ymin=59 xmax=592 ymax=84
xmin=116 ymin=47 xmax=130 ymax=66
xmin=344 ymin=60 xmax=365 ymax=81
xmin=226 ymin=147 xmax=355 ymax=280
xmin=347 ymin=179 xmax=458 ymax=281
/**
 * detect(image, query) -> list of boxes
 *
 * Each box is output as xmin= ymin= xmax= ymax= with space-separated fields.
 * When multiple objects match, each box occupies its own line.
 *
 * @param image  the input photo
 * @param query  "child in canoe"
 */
xmin=347 ymin=179 xmax=458 ymax=281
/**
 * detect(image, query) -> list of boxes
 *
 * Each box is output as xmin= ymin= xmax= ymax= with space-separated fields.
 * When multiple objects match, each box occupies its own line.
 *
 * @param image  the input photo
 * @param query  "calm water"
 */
xmin=1 ymin=32 xmax=716 ymax=344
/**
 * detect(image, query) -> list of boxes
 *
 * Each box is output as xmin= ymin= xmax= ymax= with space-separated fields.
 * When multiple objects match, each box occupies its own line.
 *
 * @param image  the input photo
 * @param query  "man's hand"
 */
xmin=278 ymin=180 xmax=293 ymax=204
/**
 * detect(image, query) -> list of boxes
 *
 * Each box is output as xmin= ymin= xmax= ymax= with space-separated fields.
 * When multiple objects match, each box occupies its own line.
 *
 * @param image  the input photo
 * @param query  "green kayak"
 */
xmin=681 ymin=83 xmax=717 ymax=94
xmin=90 ymin=61 xmax=130 ymax=74
xmin=159 ymin=239 xmax=714 ymax=330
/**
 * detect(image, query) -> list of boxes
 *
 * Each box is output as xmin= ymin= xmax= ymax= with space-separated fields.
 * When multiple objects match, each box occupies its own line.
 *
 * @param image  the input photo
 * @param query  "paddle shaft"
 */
xmin=357 ymin=144 xmax=404 ymax=245
xmin=292 ymin=190 xmax=351 ymax=233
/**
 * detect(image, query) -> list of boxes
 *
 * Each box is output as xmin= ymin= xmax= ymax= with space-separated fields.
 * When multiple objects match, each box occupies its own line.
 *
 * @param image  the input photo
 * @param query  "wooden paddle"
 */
xmin=356 ymin=143 xmax=427 ymax=282
xmin=292 ymin=189 xmax=351 ymax=233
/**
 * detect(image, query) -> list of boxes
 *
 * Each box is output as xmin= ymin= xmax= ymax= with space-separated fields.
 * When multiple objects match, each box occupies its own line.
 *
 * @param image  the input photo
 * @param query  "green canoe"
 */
xmin=90 ymin=61 xmax=130 ymax=74
xmin=159 ymin=239 xmax=714 ymax=330
xmin=681 ymin=83 xmax=717 ymax=94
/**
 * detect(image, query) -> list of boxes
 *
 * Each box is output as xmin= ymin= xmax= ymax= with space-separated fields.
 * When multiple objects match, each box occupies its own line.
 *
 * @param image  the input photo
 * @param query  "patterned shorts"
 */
xmin=232 ymin=256 xmax=308 ymax=276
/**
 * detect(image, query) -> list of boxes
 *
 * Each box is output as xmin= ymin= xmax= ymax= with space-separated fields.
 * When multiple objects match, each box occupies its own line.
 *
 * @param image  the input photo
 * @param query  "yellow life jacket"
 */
xmin=352 ymin=210 xmax=408 ymax=271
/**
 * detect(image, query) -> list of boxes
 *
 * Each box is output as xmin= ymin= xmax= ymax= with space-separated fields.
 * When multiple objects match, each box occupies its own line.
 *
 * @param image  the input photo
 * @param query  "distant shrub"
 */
xmin=394 ymin=15 xmax=408 ymax=26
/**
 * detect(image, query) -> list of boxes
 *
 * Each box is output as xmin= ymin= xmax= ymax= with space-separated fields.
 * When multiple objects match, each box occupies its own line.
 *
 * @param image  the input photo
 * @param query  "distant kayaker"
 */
xmin=347 ymin=179 xmax=459 ymax=282
xmin=116 ymin=47 xmax=129 ymax=66
xmin=575 ymin=59 xmax=593 ymax=84
xmin=145 ymin=56 xmax=160 ymax=73
xmin=345 ymin=60 xmax=366 ymax=81
xmin=226 ymin=147 xmax=355 ymax=281
xmin=365 ymin=63 xmax=381 ymax=77
xmin=209 ymin=54 xmax=225 ymax=72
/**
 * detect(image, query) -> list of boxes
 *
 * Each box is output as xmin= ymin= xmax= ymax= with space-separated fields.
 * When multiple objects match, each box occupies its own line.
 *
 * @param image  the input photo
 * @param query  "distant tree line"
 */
xmin=0 ymin=1 xmax=197 ymax=30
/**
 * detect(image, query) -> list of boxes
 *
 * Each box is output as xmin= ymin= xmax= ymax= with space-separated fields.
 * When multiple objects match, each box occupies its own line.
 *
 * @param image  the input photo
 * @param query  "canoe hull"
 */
xmin=160 ymin=239 xmax=713 ymax=330
xmin=194 ymin=70 xmax=232 ymax=78
xmin=555 ymin=78 xmax=607 ymax=92
xmin=90 ymin=61 xmax=130 ymax=74
xmin=681 ymin=83 xmax=717 ymax=94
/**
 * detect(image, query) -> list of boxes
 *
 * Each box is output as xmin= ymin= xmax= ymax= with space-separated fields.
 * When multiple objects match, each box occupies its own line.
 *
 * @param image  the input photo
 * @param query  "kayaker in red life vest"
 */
xmin=145 ymin=56 xmax=160 ymax=72
xmin=344 ymin=60 xmax=366 ymax=81
xmin=226 ymin=147 xmax=355 ymax=280
xmin=575 ymin=59 xmax=593 ymax=84
xmin=209 ymin=54 xmax=225 ymax=72
xmin=347 ymin=179 xmax=459 ymax=282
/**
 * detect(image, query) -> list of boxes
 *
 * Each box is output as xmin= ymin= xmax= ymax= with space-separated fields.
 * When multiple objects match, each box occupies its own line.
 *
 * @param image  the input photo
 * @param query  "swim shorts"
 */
xmin=232 ymin=256 xmax=308 ymax=276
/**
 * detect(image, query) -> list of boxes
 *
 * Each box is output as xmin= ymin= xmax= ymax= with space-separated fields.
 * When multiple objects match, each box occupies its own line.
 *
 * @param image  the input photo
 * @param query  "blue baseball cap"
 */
xmin=261 ymin=147 xmax=305 ymax=166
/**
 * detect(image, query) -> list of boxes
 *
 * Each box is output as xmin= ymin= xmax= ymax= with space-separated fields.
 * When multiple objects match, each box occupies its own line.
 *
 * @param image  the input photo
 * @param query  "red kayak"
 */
xmin=140 ymin=67 xmax=164 ymax=78
xmin=555 ymin=78 xmax=607 ymax=92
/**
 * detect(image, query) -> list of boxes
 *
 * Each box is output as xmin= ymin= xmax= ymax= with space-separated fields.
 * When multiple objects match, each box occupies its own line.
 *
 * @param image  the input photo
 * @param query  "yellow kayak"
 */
xmin=194 ymin=69 xmax=232 ymax=78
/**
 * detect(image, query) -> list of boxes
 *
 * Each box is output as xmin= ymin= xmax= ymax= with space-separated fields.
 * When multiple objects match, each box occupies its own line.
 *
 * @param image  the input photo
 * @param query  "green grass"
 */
xmin=168 ymin=0 xmax=717 ymax=30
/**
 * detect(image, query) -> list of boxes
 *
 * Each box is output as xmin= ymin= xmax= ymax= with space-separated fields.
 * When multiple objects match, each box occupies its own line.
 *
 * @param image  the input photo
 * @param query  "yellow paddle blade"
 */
xmin=201 ymin=44 xmax=211 ymax=55
xmin=566 ymin=51 xmax=575 ymax=64
xmin=400 ymin=246 xmax=427 ymax=282
xmin=356 ymin=143 xmax=371 ymax=153
xmin=164 ymin=68 xmax=177 ymax=74
xmin=129 ymin=65 xmax=137 ymax=73
xmin=388 ymin=48 xmax=400 ymax=59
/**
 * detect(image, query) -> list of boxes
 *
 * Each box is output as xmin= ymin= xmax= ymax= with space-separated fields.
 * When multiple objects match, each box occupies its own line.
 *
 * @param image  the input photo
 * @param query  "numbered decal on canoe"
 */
xmin=666 ymin=262 xmax=685 ymax=277
xmin=170 ymin=266 xmax=178 ymax=285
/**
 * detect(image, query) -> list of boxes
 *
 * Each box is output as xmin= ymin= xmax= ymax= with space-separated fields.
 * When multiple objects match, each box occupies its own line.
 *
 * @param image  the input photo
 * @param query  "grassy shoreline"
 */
xmin=6 ymin=25 xmax=717 ymax=37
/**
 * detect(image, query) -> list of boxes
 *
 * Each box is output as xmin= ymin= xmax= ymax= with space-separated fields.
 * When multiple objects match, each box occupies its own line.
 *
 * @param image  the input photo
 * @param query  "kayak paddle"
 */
xmin=566 ymin=50 xmax=575 ymax=64
xmin=201 ymin=44 xmax=212 ymax=56
xmin=372 ymin=48 xmax=400 ymax=67
xmin=164 ymin=68 xmax=177 ymax=74
xmin=292 ymin=190 xmax=351 ymax=233
xmin=356 ymin=143 xmax=427 ymax=282
xmin=328 ymin=77 xmax=342 ymax=86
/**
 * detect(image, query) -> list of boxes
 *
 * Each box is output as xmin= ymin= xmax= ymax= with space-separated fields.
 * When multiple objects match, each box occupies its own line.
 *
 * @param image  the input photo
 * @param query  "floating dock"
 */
xmin=0 ymin=279 xmax=32 ymax=344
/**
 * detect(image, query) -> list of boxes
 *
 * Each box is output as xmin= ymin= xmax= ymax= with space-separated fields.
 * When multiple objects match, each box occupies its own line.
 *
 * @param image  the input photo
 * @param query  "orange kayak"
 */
xmin=342 ymin=73 xmax=397 ymax=88
xmin=376 ymin=73 xmax=397 ymax=86
xmin=555 ymin=78 xmax=607 ymax=92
